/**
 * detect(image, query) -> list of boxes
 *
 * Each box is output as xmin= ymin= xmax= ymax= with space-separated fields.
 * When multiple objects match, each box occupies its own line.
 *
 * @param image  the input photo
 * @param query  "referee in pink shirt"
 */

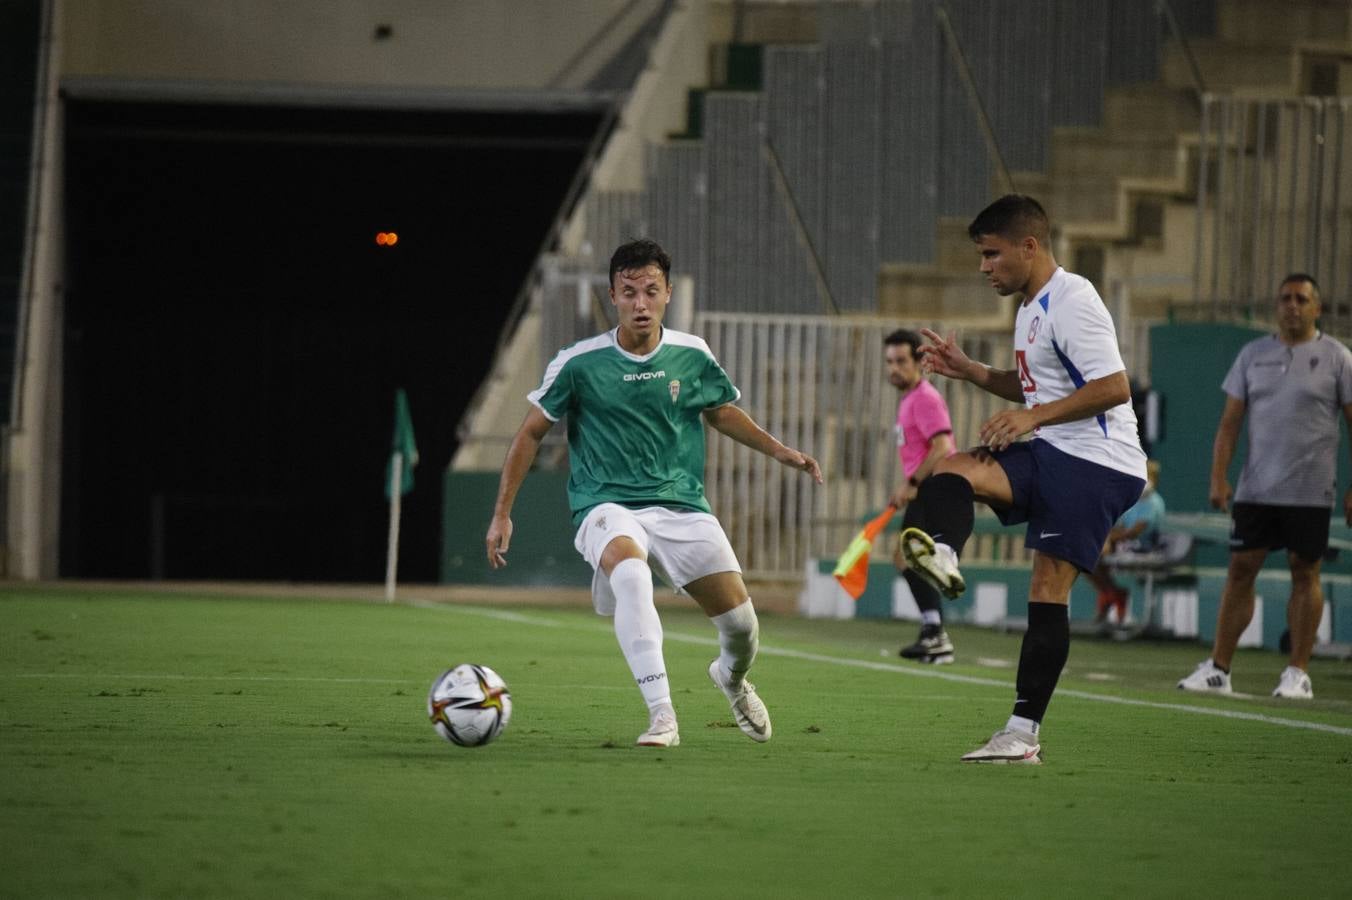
xmin=885 ymin=329 xmax=958 ymax=663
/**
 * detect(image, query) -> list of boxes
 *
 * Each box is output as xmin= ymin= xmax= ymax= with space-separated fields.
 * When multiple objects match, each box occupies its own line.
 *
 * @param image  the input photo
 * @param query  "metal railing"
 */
xmin=1192 ymin=95 xmax=1351 ymax=334
xmin=698 ymin=312 xmax=1026 ymax=580
xmin=1155 ymin=0 xmax=1207 ymax=108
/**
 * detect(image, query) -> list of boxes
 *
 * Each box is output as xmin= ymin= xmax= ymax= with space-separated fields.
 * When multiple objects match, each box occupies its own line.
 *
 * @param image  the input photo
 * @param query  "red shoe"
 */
xmin=1094 ymin=590 xmax=1113 ymax=621
xmin=1111 ymin=587 xmax=1129 ymax=621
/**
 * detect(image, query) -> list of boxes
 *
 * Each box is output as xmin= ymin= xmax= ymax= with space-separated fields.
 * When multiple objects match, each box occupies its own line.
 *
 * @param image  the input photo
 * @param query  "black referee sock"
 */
xmin=902 ymin=569 xmax=944 ymax=619
xmin=1012 ymin=602 xmax=1070 ymax=725
xmin=911 ymin=473 xmax=975 ymax=556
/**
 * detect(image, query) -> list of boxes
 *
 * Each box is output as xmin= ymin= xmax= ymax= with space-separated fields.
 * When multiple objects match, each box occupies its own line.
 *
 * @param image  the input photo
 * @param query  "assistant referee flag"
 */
xmin=832 ymin=505 xmax=896 ymax=599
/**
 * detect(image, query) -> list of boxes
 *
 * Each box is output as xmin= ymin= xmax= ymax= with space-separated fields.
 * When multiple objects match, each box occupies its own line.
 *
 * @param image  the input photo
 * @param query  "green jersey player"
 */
xmin=485 ymin=239 xmax=822 ymax=747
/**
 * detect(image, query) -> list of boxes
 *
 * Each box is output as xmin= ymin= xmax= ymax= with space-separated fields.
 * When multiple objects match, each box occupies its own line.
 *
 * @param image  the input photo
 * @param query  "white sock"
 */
xmin=710 ymin=600 xmax=759 ymax=688
xmin=1007 ymin=715 xmax=1039 ymax=736
xmin=921 ymin=609 xmax=942 ymax=627
xmin=610 ymin=558 xmax=671 ymax=713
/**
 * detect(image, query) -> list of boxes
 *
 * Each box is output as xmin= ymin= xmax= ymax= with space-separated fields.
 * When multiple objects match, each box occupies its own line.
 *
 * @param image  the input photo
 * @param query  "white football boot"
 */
xmin=900 ymin=528 xmax=966 ymax=599
xmin=636 ymin=711 xmax=680 ymax=747
xmin=1271 ymin=666 xmax=1313 ymax=700
xmin=708 ymin=660 xmax=772 ymax=742
xmin=960 ymin=728 xmax=1042 ymax=765
xmin=1176 ymin=659 xmax=1233 ymax=694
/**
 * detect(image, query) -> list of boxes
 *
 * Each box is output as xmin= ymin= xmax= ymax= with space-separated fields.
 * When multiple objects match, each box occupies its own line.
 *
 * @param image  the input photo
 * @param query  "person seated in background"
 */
xmin=1087 ymin=460 xmax=1165 ymax=626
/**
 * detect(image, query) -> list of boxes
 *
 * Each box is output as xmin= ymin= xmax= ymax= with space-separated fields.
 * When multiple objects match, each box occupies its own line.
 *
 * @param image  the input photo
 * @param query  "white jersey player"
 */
xmin=898 ymin=195 xmax=1146 ymax=765
xmin=1011 ymin=266 xmax=1146 ymax=479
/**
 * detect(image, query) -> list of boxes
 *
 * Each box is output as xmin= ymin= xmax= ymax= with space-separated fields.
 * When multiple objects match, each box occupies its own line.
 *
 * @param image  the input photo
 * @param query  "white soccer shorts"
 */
xmin=573 ymin=504 xmax=742 ymax=615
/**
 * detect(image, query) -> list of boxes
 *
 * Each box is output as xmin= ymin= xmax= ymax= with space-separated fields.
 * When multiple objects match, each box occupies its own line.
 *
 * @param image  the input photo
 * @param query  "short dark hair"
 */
xmin=609 ymin=239 xmax=671 ymax=286
xmin=884 ymin=328 xmax=923 ymax=355
xmin=1279 ymin=272 xmax=1320 ymax=298
xmin=968 ymin=194 xmax=1051 ymax=245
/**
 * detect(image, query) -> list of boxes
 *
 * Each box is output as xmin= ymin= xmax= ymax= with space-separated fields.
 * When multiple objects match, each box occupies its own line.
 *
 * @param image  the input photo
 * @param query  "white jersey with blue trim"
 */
xmin=1011 ymin=267 xmax=1146 ymax=478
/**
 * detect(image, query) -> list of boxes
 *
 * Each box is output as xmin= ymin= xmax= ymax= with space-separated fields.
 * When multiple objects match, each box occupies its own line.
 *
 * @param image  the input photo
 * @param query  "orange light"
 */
xmin=375 ymin=231 xmax=399 ymax=246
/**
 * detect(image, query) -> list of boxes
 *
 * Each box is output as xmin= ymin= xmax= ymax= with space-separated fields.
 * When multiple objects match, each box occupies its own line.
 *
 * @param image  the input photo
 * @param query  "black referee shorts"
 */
xmin=1229 ymin=502 xmax=1331 ymax=563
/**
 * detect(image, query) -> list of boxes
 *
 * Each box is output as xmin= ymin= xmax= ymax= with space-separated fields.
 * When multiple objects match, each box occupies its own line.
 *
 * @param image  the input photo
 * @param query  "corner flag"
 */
xmin=384 ymin=389 xmax=418 ymax=602
xmin=385 ymin=388 xmax=418 ymax=500
xmin=832 ymin=505 xmax=897 ymax=599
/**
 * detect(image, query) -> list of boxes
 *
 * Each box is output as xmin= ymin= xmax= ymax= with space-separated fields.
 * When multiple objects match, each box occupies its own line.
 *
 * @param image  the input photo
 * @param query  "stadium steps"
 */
xmin=1045 ymin=0 xmax=1351 ymax=312
xmin=1217 ymin=0 xmax=1351 ymax=44
xmin=882 ymin=0 xmax=1351 ymax=323
xmin=1162 ymin=40 xmax=1305 ymax=94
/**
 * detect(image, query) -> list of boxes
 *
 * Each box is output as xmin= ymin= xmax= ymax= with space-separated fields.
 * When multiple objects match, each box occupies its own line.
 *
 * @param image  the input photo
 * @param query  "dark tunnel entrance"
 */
xmin=61 ymin=97 xmax=601 ymax=581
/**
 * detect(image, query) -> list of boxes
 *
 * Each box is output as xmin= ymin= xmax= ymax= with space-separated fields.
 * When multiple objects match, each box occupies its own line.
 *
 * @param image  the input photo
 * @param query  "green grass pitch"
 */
xmin=3 ymin=585 xmax=1351 ymax=898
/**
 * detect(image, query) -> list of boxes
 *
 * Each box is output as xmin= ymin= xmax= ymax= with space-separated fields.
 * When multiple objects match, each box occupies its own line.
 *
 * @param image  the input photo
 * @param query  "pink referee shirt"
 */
xmin=896 ymin=379 xmax=955 ymax=479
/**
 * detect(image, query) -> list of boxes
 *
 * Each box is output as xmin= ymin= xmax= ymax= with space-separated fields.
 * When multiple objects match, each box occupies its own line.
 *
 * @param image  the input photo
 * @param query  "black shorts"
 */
xmin=1229 ymin=502 xmax=1330 ymax=562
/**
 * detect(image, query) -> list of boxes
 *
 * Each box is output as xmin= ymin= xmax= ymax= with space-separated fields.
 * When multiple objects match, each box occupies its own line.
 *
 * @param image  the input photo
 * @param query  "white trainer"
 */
xmin=708 ymin=660 xmax=772 ymax=742
xmin=636 ymin=712 xmax=680 ymax=747
xmin=1272 ymin=666 xmax=1313 ymax=700
xmin=1177 ymin=658 xmax=1233 ymax=694
xmin=900 ymin=527 xmax=966 ymax=599
xmin=960 ymin=728 xmax=1042 ymax=764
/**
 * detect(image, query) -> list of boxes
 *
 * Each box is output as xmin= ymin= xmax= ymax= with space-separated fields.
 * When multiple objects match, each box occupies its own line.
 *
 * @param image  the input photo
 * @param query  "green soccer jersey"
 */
xmin=528 ymin=327 xmax=741 ymax=525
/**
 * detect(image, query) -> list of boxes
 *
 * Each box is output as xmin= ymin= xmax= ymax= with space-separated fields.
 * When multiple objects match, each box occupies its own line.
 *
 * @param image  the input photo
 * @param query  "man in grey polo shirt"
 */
xmin=1178 ymin=274 xmax=1352 ymax=699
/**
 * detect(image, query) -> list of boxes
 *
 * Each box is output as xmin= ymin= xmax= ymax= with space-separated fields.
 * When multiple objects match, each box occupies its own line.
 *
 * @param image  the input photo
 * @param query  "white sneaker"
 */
xmin=1177 ymin=658 xmax=1233 ymax=694
xmin=960 ymin=728 xmax=1042 ymax=764
xmin=1272 ymin=666 xmax=1313 ymax=699
xmin=708 ymin=660 xmax=772 ymax=742
xmin=636 ymin=712 xmax=680 ymax=747
xmin=900 ymin=528 xmax=966 ymax=599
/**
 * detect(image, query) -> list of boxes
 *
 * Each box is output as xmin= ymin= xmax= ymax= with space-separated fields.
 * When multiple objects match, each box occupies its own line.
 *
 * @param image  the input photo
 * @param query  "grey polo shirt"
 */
xmin=1222 ymin=332 xmax=1352 ymax=507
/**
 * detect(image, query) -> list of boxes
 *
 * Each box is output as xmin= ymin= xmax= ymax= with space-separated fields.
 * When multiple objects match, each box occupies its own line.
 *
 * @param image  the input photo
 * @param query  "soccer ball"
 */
xmin=427 ymin=663 xmax=512 ymax=747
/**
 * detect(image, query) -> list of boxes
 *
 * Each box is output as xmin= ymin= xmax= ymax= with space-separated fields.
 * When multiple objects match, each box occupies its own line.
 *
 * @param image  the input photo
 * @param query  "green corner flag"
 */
xmin=385 ymin=388 xmax=418 ymax=500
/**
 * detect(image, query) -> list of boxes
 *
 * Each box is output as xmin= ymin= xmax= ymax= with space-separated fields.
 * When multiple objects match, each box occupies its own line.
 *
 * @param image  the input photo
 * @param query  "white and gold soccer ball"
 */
xmin=427 ymin=663 xmax=512 ymax=747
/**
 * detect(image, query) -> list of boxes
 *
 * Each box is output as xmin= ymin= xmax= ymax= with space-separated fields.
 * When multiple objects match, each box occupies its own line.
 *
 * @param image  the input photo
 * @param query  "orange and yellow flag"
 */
xmin=832 ymin=505 xmax=897 ymax=599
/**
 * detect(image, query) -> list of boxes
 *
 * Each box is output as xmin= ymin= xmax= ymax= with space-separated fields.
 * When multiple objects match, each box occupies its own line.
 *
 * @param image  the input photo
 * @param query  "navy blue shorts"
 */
xmin=992 ymin=439 xmax=1146 ymax=572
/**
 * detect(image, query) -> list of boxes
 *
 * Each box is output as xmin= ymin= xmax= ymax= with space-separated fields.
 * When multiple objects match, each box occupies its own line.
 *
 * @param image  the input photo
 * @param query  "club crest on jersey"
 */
xmin=669 ymin=380 xmax=681 ymax=403
xmin=1027 ymin=316 xmax=1042 ymax=343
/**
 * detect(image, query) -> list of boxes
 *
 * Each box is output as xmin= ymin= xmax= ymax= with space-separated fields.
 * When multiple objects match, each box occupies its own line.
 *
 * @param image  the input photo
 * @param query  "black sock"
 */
xmin=910 ymin=473 xmax=975 ymax=557
xmin=1013 ymin=602 xmax=1070 ymax=725
xmin=902 ymin=569 xmax=943 ymax=624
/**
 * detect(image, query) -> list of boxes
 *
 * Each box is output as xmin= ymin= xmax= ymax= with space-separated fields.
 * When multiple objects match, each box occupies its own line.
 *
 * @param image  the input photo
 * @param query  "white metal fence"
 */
xmin=1194 ymin=95 xmax=1352 ymax=332
xmin=698 ymin=312 xmax=1025 ymax=579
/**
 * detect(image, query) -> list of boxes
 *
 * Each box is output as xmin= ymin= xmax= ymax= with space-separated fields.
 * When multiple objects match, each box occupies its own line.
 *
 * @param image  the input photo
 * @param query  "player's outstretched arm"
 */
xmin=917 ymin=328 xmax=1023 ymax=402
xmin=485 ymin=407 xmax=554 ymax=569
xmin=1209 ymin=395 xmax=1246 ymax=512
xmin=703 ymin=404 xmax=823 ymax=484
